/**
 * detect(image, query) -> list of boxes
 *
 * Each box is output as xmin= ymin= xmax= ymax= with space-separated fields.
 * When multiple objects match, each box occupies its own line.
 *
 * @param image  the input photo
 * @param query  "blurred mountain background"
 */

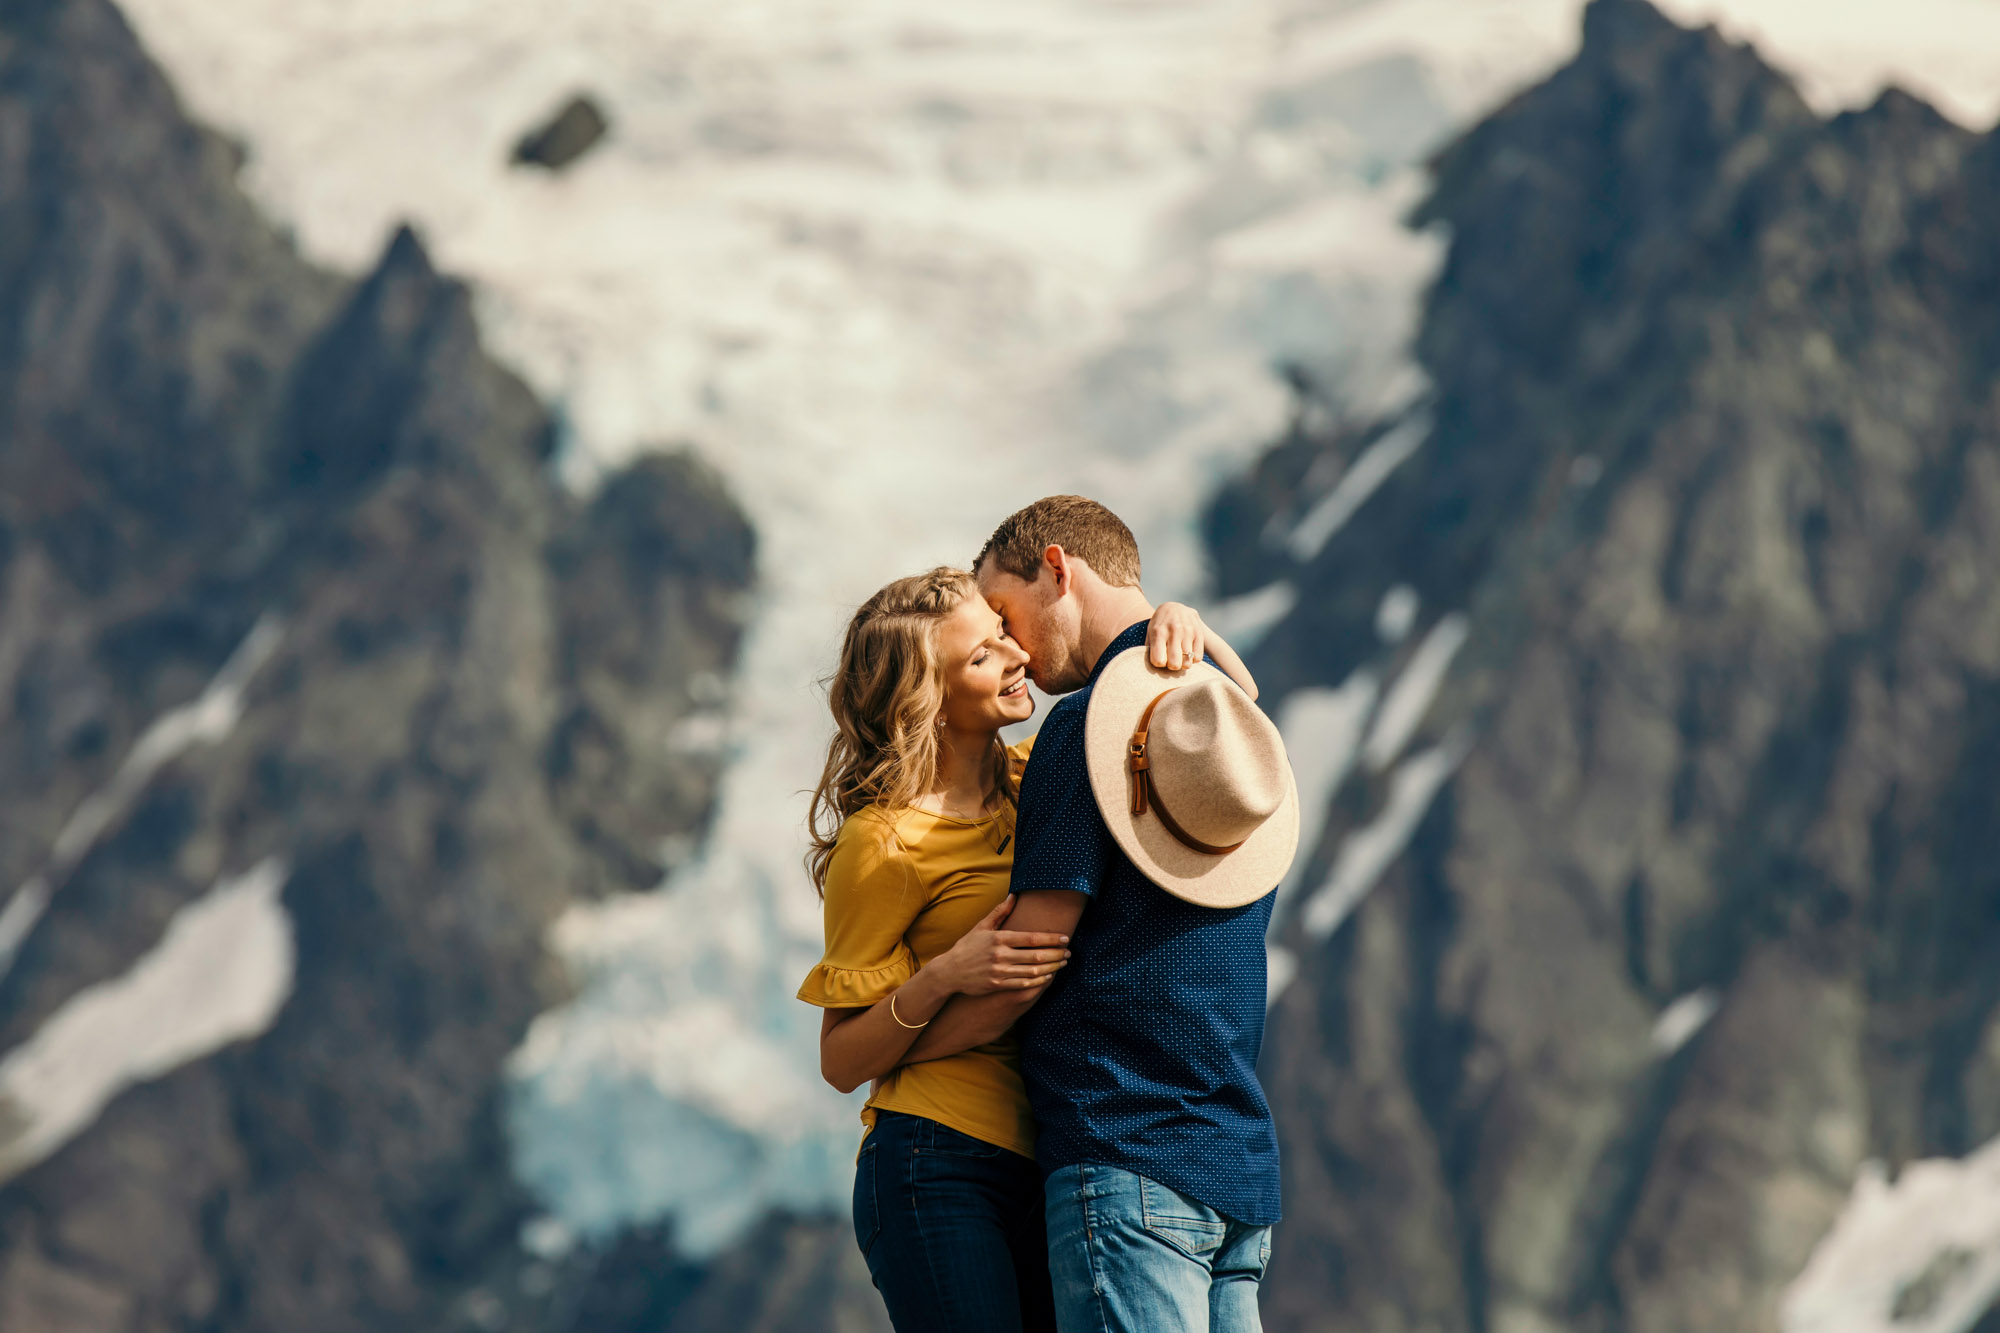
xmin=1 ymin=0 xmax=1996 ymax=1329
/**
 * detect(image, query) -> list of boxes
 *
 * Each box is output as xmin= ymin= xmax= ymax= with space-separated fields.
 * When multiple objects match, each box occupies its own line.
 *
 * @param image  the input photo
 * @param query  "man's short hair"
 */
xmin=976 ymin=495 xmax=1142 ymax=589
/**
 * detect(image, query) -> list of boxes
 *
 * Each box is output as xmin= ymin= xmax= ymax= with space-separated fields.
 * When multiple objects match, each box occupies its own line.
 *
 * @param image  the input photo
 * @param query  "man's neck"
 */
xmin=1076 ymin=587 xmax=1155 ymax=679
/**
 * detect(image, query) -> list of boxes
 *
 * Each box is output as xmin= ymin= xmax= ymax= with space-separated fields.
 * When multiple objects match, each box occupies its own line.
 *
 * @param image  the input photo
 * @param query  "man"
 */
xmin=928 ymin=495 xmax=1297 ymax=1332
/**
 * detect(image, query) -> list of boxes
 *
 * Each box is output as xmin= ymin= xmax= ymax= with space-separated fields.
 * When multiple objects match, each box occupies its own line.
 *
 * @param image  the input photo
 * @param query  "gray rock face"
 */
xmin=1210 ymin=2 xmax=2000 ymax=1330
xmin=0 ymin=1 xmax=761 ymax=1329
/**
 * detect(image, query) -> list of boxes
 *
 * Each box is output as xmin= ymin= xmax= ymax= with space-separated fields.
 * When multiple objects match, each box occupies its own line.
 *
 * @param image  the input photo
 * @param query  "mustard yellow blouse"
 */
xmin=797 ymin=739 xmax=1036 ymax=1160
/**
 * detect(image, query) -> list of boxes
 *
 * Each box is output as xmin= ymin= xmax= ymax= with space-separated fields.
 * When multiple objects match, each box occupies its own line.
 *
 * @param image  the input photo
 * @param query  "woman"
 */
xmin=797 ymin=566 xmax=1256 ymax=1333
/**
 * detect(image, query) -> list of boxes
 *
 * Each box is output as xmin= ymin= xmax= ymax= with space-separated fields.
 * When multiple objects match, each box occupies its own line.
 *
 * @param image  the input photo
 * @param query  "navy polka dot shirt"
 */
xmin=1013 ymin=621 xmax=1281 ymax=1227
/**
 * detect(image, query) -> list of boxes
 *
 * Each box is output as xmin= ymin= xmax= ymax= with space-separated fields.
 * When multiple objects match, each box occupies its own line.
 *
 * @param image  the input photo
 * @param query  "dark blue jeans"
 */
xmin=853 ymin=1110 xmax=1058 ymax=1333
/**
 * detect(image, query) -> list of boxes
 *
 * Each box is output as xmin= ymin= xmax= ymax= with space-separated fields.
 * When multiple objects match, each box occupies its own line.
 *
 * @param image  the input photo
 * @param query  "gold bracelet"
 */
xmin=888 ymin=992 xmax=930 ymax=1029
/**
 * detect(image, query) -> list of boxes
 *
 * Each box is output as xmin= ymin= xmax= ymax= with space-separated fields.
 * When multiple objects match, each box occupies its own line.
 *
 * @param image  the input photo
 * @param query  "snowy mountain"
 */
xmin=98 ymin=0 xmax=2000 ymax=1259
xmin=4 ymin=0 xmax=2000 ymax=1329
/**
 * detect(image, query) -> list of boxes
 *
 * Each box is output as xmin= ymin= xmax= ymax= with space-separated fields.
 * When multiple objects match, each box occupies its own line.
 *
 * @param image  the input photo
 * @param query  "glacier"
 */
xmin=108 ymin=0 xmax=2000 ymax=1258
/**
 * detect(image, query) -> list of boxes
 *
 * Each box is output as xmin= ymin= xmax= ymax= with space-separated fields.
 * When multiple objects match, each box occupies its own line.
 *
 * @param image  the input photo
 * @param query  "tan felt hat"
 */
xmin=1084 ymin=647 xmax=1300 ymax=909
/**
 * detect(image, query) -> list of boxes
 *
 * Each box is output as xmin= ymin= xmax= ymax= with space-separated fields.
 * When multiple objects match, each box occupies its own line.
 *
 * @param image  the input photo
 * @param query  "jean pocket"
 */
xmin=852 ymin=1141 xmax=881 ymax=1257
xmin=923 ymin=1120 xmax=1004 ymax=1158
xmin=1139 ymin=1176 xmax=1227 ymax=1261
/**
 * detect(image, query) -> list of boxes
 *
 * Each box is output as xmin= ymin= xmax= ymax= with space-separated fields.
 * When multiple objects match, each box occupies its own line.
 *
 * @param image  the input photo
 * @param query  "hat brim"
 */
xmin=1084 ymin=647 xmax=1300 ymax=909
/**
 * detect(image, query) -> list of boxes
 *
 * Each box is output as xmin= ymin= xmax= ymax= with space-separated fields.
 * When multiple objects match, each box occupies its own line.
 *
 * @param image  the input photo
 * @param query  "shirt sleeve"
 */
xmin=796 ymin=816 xmax=925 ymax=1009
xmin=1008 ymin=705 xmax=1113 ymax=899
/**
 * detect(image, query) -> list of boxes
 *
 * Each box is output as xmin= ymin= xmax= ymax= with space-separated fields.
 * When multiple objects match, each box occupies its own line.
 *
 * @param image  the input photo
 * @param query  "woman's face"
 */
xmin=935 ymin=594 xmax=1034 ymax=734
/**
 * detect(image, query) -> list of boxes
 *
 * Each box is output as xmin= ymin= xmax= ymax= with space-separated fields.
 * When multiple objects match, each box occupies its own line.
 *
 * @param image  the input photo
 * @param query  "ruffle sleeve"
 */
xmin=795 ymin=944 xmax=918 ymax=1008
xmin=796 ymin=811 xmax=927 ymax=1009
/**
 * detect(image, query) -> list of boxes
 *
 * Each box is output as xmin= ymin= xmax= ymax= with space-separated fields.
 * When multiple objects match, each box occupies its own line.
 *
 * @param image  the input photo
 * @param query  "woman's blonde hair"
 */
xmin=806 ymin=566 xmax=1017 ymax=895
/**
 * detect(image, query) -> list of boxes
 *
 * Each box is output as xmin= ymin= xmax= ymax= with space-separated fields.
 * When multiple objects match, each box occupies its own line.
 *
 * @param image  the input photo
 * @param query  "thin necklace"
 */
xmin=918 ymin=783 xmax=999 ymax=820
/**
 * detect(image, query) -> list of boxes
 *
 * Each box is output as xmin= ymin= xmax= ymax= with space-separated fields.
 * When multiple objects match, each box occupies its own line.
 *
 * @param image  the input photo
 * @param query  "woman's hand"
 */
xmin=1147 ymin=601 xmax=1208 ymax=672
xmin=1147 ymin=602 xmax=1258 ymax=699
xmin=925 ymin=895 xmax=1071 ymax=995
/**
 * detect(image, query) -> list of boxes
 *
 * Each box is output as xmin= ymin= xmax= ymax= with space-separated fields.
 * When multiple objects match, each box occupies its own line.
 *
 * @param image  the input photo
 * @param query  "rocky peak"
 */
xmin=1417 ymin=0 xmax=1816 ymax=379
xmin=0 ymin=1 xmax=768 ymax=1330
xmin=1209 ymin=2 xmax=2000 ymax=1330
xmin=277 ymin=224 xmax=525 ymax=501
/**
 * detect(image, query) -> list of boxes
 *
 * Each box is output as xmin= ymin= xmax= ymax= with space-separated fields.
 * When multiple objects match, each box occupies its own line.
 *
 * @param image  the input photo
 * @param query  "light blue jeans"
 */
xmin=1043 ymin=1163 xmax=1273 ymax=1333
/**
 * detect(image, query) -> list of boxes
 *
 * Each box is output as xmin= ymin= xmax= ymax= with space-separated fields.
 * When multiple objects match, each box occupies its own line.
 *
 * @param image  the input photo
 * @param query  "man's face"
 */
xmin=976 ymin=555 xmax=1088 ymax=694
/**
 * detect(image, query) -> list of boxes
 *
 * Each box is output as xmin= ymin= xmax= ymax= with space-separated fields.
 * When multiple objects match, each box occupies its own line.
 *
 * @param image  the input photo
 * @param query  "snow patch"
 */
xmin=1274 ymin=671 xmax=1381 ymax=912
xmin=0 ymin=615 xmax=284 ymax=982
xmin=1362 ymin=612 xmax=1468 ymax=771
xmin=1651 ymin=987 xmax=1722 ymax=1055
xmin=1782 ymin=1136 xmax=2000 ymax=1333
xmin=1376 ymin=584 xmax=1420 ymax=643
xmin=1266 ymin=945 xmax=1299 ymax=1007
xmin=1298 ymin=731 xmax=1469 ymax=942
xmin=0 ymin=857 xmax=294 ymax=1186
xmin=519 ymin=1215 xmax=577 ymax=1263
xmin=1205 ymin=581 xmax=1298 ymax=654
xmin=1284 ymin=413 xmax=1429 ymax=562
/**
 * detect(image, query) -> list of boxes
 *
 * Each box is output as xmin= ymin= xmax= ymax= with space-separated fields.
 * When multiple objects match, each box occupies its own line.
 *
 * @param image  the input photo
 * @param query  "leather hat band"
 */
xmin=1128 ymin=690 xmax=1245 ymax=857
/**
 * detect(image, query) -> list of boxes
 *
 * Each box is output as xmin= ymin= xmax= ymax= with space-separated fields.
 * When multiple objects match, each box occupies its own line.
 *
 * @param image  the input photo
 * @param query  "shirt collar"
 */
xmin=1087 ymin=620 xmax=1153 ymax=687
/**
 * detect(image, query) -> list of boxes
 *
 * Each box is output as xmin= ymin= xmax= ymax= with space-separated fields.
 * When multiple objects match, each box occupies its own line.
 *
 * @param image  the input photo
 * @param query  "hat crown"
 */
xmin=1085 ymin=647 xmax=1301 ymax=908
xmin=1146 ymin=681 xmax=1288 ymax=845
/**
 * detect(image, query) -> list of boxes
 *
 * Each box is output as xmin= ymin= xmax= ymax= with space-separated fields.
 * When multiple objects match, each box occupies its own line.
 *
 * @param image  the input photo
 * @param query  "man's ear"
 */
xmin=1043 ymin=544 xmax=1070 ymax=596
